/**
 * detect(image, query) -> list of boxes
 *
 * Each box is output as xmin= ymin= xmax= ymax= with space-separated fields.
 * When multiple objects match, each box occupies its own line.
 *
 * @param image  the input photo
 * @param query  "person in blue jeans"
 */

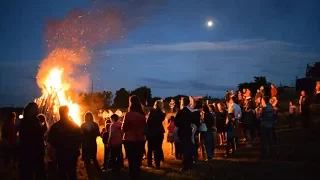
xmin=225 ymin=112 xmax=236 ymax=156
xmin=260 ymin=96 xmax=277 ymax=160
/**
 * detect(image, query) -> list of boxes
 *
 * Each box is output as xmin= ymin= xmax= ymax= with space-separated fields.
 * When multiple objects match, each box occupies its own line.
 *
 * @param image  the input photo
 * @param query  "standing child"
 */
xmin=167 ymin=116 xmax=176 ymax=156
xmin=107 ymin=114 xmax=123 ymax=172
xmin=225 ymin=112 xmax=236 ymax=157
xmin=191 ymin=123 xmax=198 ymax=163
xmin=101 ymin=119 xmax=112 ymax=171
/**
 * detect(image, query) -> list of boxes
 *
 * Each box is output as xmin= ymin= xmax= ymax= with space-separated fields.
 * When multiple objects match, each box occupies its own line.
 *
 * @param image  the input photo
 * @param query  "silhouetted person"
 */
xmin=242 ymin=99 xmax=255 ymax=147
xmin=122 ymin=95 xmax=146 ymax=180
xmin=18 ymin=102 xmax=46 ymax=180
xmin=228 ymin=96 xmax=242 ymax=151
xmin=216 ymin=103 xmax=226 ymax=146
xmin=146 ymin=100 xmax=166 ymax=168
xmin=191 ymin=100 xmax=202 ymax=161
xmin=202 ymin=104 xmax=214 ymax=160
xmin=101 ymin=119 xmax=112 ymax=171
xmin=81 ymin=112 xmax=101 ymax=177
xmin=47 ymin=106 xmax=82 ymax=180
xmin=299 ymin=90 xmax=311 ymax=128
xmin=174 ymin=97 xmax=193 ymax=172
xmin=225 ymin=111 xmax=236 ymax=156
xmin=1 ymin=112 xmax=18 ymax=173
xmin=260 ymin=96 xmax=276 ymax=160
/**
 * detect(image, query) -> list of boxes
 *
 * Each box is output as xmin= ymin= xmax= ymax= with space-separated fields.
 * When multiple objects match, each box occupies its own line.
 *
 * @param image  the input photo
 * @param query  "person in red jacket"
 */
xmin=122 ymin=95 xmax=146 ymax=180
xmin=167 ymin=116 xmax=176 ymax=156
xmin=107 ymin=114 xmax=123 ymax=172
xmin=271 ymin=84 xmax=278 ymax=106
xmin=271 ymin=84 xmax=278 ymax=97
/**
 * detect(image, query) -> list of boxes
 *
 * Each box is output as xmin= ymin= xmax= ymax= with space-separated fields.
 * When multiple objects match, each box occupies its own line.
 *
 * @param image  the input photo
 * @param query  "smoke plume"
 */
xmin=37 ymin=0 xmax=161 ymax=92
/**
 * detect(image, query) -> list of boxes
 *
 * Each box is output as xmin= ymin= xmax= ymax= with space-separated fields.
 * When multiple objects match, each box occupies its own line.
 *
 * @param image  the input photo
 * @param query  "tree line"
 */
xmin=79 ymin=76 xmax=271 ymax=111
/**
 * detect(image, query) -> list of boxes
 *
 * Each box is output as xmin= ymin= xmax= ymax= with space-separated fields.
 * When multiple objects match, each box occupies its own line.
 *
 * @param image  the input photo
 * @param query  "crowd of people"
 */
xmin=0 ymin=83 xmax=315 ymax=180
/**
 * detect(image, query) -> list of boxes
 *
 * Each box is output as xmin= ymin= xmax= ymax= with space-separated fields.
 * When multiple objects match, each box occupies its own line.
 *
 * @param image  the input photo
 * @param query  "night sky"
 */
xmin=1 ymin=0 xmax=320 ymax=107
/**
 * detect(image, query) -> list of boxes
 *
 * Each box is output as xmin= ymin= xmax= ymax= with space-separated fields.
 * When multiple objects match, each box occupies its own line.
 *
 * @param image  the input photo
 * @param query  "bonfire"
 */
xmin=34 ymin=49 xmax=88 ymax=128
xmin=35 ymin=68 xmax=82 ymax=127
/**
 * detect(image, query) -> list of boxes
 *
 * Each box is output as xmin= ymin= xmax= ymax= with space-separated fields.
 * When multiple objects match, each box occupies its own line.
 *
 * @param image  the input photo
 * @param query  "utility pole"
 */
xmin=91 ymin=80 xmax=94 ymax=102
xmin=91 ymin=80 xmax=95 ymax=109
xmin=91 ymin=80 xmax=94 ymax=94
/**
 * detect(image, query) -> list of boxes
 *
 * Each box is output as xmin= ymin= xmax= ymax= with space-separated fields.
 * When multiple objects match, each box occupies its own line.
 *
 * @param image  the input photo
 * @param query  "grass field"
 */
xmin=1 ymin=113 xmax=320 ymax=180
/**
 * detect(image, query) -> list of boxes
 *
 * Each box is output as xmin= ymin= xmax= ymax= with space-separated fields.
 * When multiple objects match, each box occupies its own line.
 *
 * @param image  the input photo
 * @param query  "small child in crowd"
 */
xmin=101 ymin=119 xmax=112 ymax=171
xmin=107 ymin=114 xmax=124 ymax=172
xmin=167 ymin=116 xmax=176 ymax=155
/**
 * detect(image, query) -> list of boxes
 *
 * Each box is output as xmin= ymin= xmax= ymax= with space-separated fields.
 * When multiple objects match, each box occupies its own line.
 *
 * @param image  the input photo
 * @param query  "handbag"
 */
xmin=199 ymin=123 xmax=207 ymax=132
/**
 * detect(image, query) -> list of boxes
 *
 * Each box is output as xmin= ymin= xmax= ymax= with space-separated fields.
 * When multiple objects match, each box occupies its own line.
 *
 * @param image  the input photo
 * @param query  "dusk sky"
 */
xmin=1 ymin=0 xmax=320 ymax=107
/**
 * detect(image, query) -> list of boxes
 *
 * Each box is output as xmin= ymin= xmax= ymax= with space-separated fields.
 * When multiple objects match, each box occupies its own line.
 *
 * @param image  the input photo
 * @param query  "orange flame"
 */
xmin=35 ymin=49 xmax=89 ymax=126
xmin=43 ymin=68 xmax=81 ymax=125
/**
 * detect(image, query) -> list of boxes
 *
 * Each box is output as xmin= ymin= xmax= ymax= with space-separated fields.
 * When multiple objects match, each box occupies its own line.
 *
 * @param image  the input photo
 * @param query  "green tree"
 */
xmin=164 ymin=94 xmax=188 ymax=110
xmin=113 ymin=88 xmax=130 ymax=108
xmin=130 ymin=86 xmax=152 ymax=106
xmin=102 ymin=91 xmax=113 ymax=109
xmin=150 ymin=97 xmax=162 ymax=107
xmin=238 ymin=76 xmax=269 ymax=96
xmin=79 ymin=91 xmax=113 ymax=110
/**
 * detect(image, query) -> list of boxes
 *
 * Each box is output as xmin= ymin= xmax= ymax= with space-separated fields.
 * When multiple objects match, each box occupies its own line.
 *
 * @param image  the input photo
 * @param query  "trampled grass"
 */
xmin=1 ymin=118 xmax=320 ymax=180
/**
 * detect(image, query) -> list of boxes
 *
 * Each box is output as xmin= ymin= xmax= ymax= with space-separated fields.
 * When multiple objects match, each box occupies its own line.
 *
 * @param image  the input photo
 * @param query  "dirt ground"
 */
xmin=1 ymin=119 xmax=320 ymax=180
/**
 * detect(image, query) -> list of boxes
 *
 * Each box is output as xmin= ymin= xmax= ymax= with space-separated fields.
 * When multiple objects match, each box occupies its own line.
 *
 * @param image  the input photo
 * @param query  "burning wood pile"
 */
xmin=35 ymin=63 xmax=83 ymax=127
xmin=35 ymin=86 xmax=61 ymax=128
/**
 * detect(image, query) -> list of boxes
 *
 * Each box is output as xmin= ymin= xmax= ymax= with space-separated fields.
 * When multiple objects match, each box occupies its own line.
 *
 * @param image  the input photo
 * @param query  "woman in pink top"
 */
xmin=122 ymin=95 xmax=146 ymax=179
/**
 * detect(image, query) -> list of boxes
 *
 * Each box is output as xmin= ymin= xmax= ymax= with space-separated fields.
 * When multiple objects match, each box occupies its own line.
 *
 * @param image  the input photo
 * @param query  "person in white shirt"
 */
xmin=228 ymin=97 xmax=242 ymax=120
xmin=227 ymin=96 xmax=242 ymax=150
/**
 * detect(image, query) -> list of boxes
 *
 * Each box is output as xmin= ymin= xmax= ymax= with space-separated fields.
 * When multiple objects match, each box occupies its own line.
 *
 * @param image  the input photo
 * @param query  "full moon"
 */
xmin=207 ymin=20 xmax=213 ymax=27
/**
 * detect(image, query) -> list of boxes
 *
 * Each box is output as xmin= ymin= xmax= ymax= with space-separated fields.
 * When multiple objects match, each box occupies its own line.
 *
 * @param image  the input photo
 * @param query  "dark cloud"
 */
xmin=140 ymin=77 xmax=235 ymax=93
